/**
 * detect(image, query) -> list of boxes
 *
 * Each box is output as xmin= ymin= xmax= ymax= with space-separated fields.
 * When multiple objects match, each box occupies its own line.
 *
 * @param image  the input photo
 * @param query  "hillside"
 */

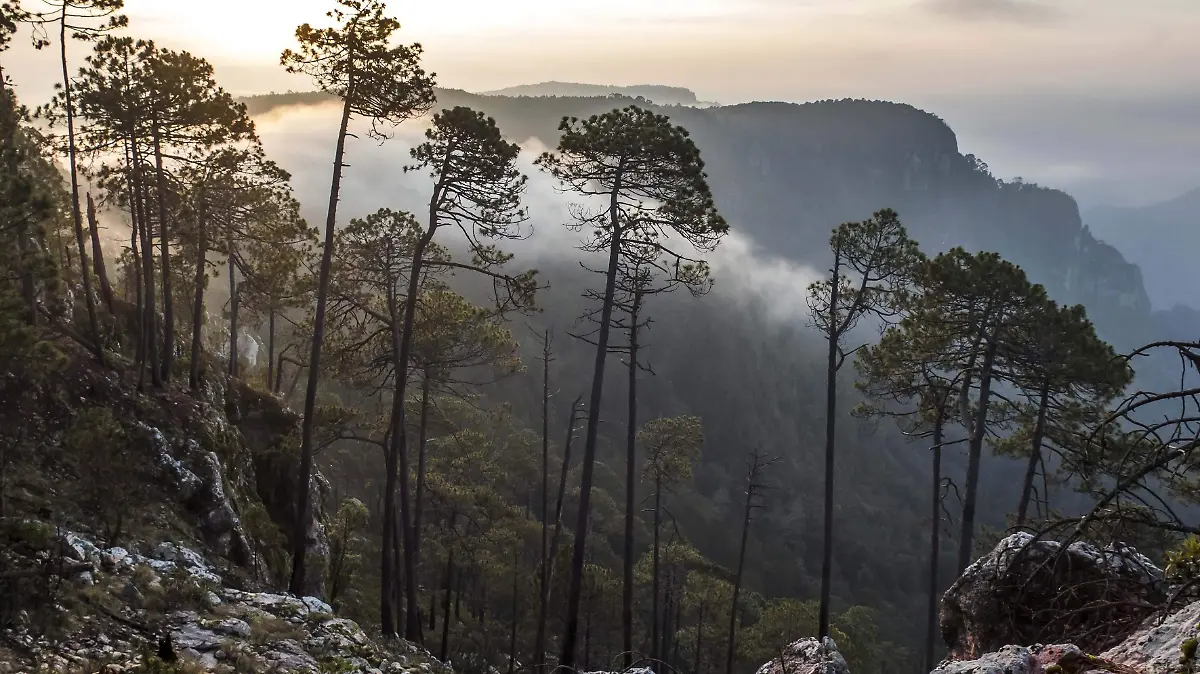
xmin=242 ymin=89 xmax=1157 ymax=349
xmin=1086 ymin=187 xmax=1200 ymax=310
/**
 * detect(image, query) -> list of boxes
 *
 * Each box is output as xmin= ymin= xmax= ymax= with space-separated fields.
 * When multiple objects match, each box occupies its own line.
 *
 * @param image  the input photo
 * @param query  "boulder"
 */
xmin=941 ymin=533 xmax=1164 ymax=660
xmin=755 ymin=637 xmax=849 ymax=674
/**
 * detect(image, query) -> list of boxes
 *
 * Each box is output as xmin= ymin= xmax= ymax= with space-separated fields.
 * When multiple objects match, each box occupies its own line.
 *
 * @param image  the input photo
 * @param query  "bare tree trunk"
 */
xmin=135 ymin=150 xmax=160 ymax=389
xmin=86 ymin=193 xmax=114 ymax=312
xmin=227 ymin=253 xmax=239 ymax=378
xmin=1017 ymin=382 xmax=1051 ymax=526
xmin=440 ymin=524 xmax=456 ymax=662
xmin=413 ymin=369 xmax=432 ymax=565
xmin=58 ymin=10 xmax=104 ymax=366
xmin=537 ymin=398 xmax=581 ymax=671
xmin=958 ymin=329 xmax=1001 ymax=572
xmin=651 ymin=475 xmax=661 ymax=670
xmin=152 ymin=122 xmax=173 ymax=381
xmin=538 ymin=330 xmax=552 ymax=668
xmin=693 ymin=600 xmax=706 ymax=674
xmin=291 ymin=93 xmax=353 ymax=596
xmin=267 ymin=308 xmax=276 ymax=391
xmin=561 ymin=178 xmax=625 ymax=671
xmin=727 ymin=454 xmax=760 ymax=674
xmin=924 ymin=409 xmax=945 ymax=674
xmin=624 ymin=291 xmax=642 ymax=669
xmin=188 ymin=189 xmax=207 ymax=391
xmin=817 ymin=244 xmax=841 ymax=640
xmin=509 ymin=562 xmax=521 ymax=674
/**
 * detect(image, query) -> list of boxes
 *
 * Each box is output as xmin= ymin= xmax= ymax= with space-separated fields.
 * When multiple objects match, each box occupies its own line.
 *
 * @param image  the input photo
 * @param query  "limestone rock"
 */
xmin=1099 ymin=600 xmax=1200 ymax=673
xmin=755 ymin=637 xmax=849 ymax=674
xmin=941 ymin=533 xmax=1163 ymax=660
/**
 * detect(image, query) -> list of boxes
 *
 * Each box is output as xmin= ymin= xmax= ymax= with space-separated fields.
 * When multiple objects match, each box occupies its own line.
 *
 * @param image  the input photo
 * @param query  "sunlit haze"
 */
xmin=7 ymin=0 xmax=1200 ymax=206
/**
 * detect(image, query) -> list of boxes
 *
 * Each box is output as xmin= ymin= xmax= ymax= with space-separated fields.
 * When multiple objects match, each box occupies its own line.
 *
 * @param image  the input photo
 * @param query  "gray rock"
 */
xmin=263 ymin=638 xmax=318 ymax=671
xmin=755 ymin=637 xmax=848 ymax=674
xmin=120 ymin=581 xmax=144 ymax=609
xmin=171 ymin=624 xmax=222 ymax=652
xmin=932 ymin=646 xmax=1036 ymax=674
xmin=941 ymin=532 xmax=1163 ymax=660
xmin=1100 ymin=599 xmax=1200 ymax=673
xmin=213 ymin=618 xmax=252 ymax=638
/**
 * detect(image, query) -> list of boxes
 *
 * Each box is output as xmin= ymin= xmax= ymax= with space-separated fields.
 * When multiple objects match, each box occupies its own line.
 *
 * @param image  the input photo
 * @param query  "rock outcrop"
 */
xmin=941 ymin=533 xmax=1164 ymax=660
xmin=3 ymin=532 xmax=448 ymax=674
xmin=755 ymin=637 xmax=850 ymax=674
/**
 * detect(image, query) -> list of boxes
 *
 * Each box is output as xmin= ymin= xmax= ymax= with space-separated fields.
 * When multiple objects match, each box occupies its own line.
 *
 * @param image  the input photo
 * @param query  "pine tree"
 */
xmin=281 ymin=0 xmax=435 ymax=597
xmin=806 ymin=208 xmax=922 ymax=638
xmin=536 ymin=105 xmax=727 ymax=670
xmin=28 ymin=0 xmax=127 ymax=364
xmin=638 ymin=415 xmax=703 ymax=670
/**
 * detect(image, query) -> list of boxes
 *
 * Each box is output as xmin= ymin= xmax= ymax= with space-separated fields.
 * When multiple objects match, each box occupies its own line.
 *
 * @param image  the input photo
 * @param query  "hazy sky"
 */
xmin=7 ymin=0 xmax=1200 ymax=207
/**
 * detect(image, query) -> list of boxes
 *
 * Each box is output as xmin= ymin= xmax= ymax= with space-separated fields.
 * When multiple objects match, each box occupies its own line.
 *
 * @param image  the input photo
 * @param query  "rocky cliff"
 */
xmin=0 ymin=339 xmax=427 ymax=673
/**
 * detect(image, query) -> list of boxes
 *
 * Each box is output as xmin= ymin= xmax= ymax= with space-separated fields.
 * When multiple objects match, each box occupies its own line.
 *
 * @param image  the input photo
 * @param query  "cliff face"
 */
xmin=414 ymin=92 xmax=1159 ymax=346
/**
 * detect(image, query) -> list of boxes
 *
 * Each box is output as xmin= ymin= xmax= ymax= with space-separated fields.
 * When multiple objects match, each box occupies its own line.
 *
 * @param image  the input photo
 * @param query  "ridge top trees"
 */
xmin=280 ymin=0 xmax=435 ymax=597
xmin=537 ymin=104 xmax=727 ymax=671
xmin=806 ymin=208 xmax=922 ymax=638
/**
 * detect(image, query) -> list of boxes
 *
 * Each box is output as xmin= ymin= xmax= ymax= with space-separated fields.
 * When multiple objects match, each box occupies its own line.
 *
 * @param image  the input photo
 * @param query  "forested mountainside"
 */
xmin=244 ymin=90 xmax=1159 ymax=350
xmin=1086 ymin=187 xmax=1200 ymax=311
xmin=238 ymin=88 xmax=1166 ymax=663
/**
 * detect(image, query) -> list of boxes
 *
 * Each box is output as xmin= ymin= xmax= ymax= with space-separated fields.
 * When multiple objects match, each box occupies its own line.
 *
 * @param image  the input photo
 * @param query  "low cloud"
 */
xmin=254 ymin=102 xmax=820 ymax=326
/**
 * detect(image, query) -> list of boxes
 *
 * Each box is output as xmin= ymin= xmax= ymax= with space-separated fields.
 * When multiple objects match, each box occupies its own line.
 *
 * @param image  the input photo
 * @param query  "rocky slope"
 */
xmin=0 ymin=341 xmax=435 ymax=673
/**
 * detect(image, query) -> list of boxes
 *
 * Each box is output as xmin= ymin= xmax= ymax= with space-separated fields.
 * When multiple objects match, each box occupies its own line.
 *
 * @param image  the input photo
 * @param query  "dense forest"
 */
xmin=1 ymin=2 xmax=1198 ymax=674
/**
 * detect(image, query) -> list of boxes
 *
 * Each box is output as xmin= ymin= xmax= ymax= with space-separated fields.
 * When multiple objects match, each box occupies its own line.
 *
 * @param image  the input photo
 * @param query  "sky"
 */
xmin=6 ymin=0 xmax=1200 ymax=207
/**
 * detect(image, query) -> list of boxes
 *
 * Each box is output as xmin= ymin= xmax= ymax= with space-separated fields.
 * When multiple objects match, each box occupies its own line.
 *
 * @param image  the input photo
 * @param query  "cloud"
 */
xmin=252 ymin=102 xmax=820 ymax=326
xmin=920 ymin=0 xmax=1065 ymax=24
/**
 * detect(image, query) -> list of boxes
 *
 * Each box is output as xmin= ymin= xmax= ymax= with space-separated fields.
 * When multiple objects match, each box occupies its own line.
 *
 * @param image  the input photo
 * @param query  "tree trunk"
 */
xmin=440 ymin=527 xmax=456 ymax=662
xmin=537 ymin=399 xmax=581 ymax=672
xmin=1017 ymin=381 xmax=1052 ymax=526
xmin=381 ymin=286 xmax=404 ymax=637
xmin=152 ymin=122 xmax=173 ymax=381
xmin=817 ymin=244 xmax=841 ymax=640
xmin=509 ymin=562 xmax=520 ymax=674
xmin=267 ymin=308 xmax=276 ymax=391
xmin=227 ymin=253 xmax=239 ymax=378
xmin=537 ymin=326 xmax=549 ymax=666
xmin=135 ymin=147 xmax=160 ymax=389
xmin=727 ymin=464 xmax=755 ymax=674
xmin=624 ymin=291 xmax=642 ymax=669
xmin=388 ymin=197 xmax=440 ymax=642
xmin=561 ymin=174 xmax=625 ymax=671
xmin=413 ymin=369 xmax=432 ymax=565
xmin=651 ymin=475 xmax=662 ymax=670
xmin=583 ymin=600 xmax=592 ymax=672
xmin=291 ymin=93 xmax=353 ymax=596
xmin=958 ymin=327 xmax=1001 ymax=572
xmin=188 ymin=188 xmax=207 ymax=391
xmin=58 ymin=11 xmax=104 ymax=366
xmin=86 ymin=193 xmax=114 ymax=312
xmin=429 ymin=579 xmax=437 ymax=631
xmin=694 ymin=601 xmax=706 ymax=674
xmin=924 ymin=407 xmax=946 ymax=674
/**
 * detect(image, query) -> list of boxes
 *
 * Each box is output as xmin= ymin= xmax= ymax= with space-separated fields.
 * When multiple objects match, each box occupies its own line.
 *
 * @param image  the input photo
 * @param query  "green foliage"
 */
xmin=242 ymin=499 xmax=289 ymax=584
xmin=63 ymin=407 xmax=132 ymax=541
xmin=1165 ymin=536 xmax=1200 ymax=582
xmin=327 ymin=497 xmax=370 ymax=607
xmin=280 ymin=0 xmax=435 ymax=137
xmin=640 ymin=416 xmax=704 ymax=487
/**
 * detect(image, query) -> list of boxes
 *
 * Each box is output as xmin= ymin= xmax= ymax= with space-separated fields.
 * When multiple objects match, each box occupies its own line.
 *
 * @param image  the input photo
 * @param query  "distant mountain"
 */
xmin=478 ymin=81 xmax=701 ymax=106
xmin=1086 ymin=188 xmax=1200 ymax=310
